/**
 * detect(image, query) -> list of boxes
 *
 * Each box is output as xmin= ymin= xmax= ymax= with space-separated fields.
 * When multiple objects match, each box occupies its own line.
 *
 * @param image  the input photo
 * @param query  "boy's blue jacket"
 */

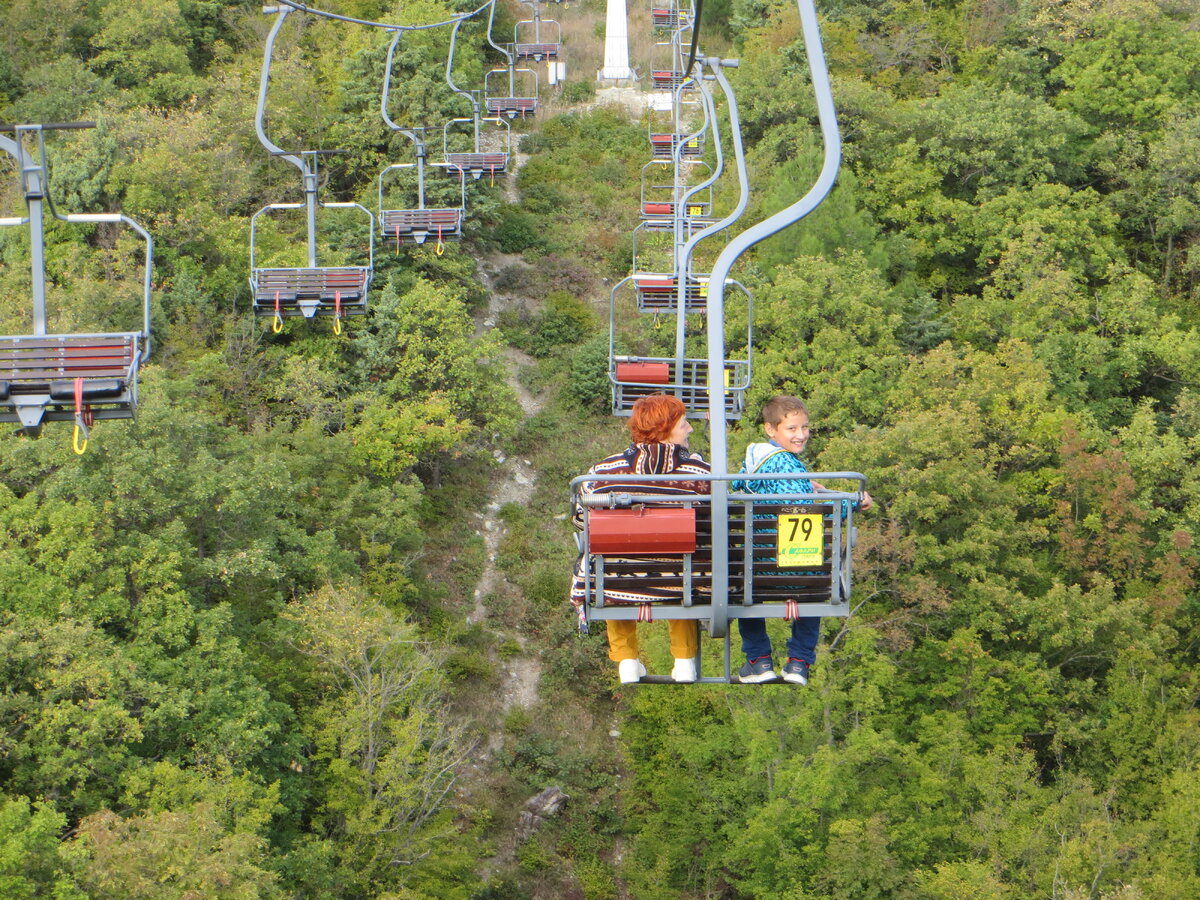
xmin=735 ymin=441 xmax=813 ymax=495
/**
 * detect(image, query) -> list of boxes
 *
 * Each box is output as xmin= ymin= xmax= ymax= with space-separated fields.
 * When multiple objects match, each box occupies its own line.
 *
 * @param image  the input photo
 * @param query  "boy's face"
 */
xmin=765 ymin=410 xmax=810 ymax=455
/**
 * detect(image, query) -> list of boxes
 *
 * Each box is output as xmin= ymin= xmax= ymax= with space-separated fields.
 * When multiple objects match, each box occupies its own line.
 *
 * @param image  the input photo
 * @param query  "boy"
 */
xmin=735 ymin=396 xmax=872 ymax=684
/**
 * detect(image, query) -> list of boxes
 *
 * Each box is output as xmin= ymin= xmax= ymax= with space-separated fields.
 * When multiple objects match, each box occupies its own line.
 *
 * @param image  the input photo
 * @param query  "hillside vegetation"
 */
xmin=2 ymin=0 xmax=1200 ymax=898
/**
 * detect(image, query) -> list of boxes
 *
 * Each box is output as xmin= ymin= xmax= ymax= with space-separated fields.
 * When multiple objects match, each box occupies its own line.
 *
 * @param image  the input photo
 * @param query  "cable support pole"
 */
xmin=704 ymin=0 xmax=840 ymax=636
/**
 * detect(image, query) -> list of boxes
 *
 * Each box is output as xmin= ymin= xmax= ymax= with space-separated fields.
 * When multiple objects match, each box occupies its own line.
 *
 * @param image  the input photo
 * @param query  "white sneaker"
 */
xmin=671 ymin=658 xmax=698 ymax=683
xmin=618 ymin=659 xmax=647 ymax=684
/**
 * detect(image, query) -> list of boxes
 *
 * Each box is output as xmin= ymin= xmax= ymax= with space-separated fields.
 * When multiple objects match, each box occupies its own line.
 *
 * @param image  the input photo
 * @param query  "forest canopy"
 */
xmin=2 ymin=0 xmax=1199 ymax=898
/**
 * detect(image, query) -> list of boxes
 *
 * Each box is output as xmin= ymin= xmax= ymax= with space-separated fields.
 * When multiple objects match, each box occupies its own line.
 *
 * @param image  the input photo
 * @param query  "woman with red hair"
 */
xmin=571 ymin=394 xmax=711 ymax=683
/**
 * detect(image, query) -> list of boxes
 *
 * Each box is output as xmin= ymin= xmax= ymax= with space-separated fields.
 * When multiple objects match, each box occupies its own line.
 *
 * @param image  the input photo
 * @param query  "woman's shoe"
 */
xmin=671 ymin=658 xmax=698 ymax=683
xmin=618 ymin=659 xmax=647 ymax=684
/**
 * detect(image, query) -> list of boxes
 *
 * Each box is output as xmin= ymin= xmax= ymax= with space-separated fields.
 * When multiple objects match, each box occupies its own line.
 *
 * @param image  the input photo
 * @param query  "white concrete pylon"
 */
xmin=599 ymin=0 xmax=635 ymax=80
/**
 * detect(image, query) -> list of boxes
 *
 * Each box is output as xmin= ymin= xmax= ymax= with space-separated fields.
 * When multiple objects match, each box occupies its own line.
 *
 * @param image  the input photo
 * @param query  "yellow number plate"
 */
xmin=777 ymin=514 xmax=823 ymax=567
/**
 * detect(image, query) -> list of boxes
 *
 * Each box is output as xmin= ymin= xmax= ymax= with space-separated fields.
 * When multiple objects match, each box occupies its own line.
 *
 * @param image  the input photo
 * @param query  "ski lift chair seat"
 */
xmin=633 ymin=274 xmax=710 ymax=311
xmin=650 ymin=134 xmax=702 ymax=159
xmin=381 ymin=208 xmax=464 ymax=244
xmin=485 ymin=97 xmax=539 ymax=118
xmin=514 ymin=42 xmax=560 ymax=60
xmin=579 ymin=499 xmax=847 ymax=616
xmin=0 ymin=333 xmax=140 ymax=428
xmin=439 ymin=153 xmax=509 ymax=179
xmin=611 ymin=356 xmax=748 ymax=418
xmin=252 ymin=267 xmax=371 ymax=319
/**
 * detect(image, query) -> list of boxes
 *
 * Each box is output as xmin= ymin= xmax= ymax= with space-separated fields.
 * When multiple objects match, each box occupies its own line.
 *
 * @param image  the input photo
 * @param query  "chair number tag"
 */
xmin=777 ymin=514 xmax=822 ymax=567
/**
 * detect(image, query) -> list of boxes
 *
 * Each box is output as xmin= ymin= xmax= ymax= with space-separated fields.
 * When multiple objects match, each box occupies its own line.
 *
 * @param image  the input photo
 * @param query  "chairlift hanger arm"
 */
xmin=380 ymin=31 xmax=425 ymax=145
xmin=485 ymin=0 xmax=514 ymax=64
xmin=445 ymin=14 xmax=484 ymax=113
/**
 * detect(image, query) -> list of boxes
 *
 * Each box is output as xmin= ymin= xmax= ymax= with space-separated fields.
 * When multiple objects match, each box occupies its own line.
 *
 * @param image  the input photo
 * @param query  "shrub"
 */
xmin=561 ymin=79 xmax=596 ymax=104
xmin=565 ymin=334 xmax=612 ymax=413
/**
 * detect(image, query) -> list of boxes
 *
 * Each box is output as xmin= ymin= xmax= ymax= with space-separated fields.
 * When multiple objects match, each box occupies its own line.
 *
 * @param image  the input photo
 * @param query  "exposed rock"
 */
xmin=526 ymin=785 xmax=569 ymax=817
xmin=517 ymin=786 xmax=569 ymax=840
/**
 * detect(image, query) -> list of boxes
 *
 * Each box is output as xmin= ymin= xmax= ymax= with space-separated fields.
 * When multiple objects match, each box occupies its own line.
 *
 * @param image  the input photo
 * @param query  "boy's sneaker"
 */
xmin=737 ymin=656 xmax=777 ymax=683
xmin=782 ymin=658 xmax=810 ymax=685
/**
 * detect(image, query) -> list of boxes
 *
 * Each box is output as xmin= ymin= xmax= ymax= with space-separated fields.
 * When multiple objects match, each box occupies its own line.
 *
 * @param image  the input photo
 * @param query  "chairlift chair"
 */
xmin=249 ymin=212 xmax=373 ymax=326
xmin=569 ymin=0 xmax=847 ymax=684
xmin=378 ymin=155 xmax=466 ymax=253
xmin=441 ymin=16 xmax=511 ymax=179
xmin=0 ymin=122 xmax=152 ymax=449
xmin=571 ymin=471 xmax=866 ymax=683
xmin=651 ymin=3 xmax=693 ymax=30
xmin=607 ymin=269 xmax=752 ymax=417
xmin=484 ymin=65 xmax=539 ymax=119
xmin=640 ymin=162 xmax=715 ymax=233
xmin=514 ymin=3 xmax=561 ymax=61
xmin=437 ymin=114 xmax=511 ymax=180
xmin=650 ymin=131 xmax=703 ymax=160
xmin=378 ymin=40 xmax=466 ymax=254
xmin=252 ymin=6 xmax=375 ymax=331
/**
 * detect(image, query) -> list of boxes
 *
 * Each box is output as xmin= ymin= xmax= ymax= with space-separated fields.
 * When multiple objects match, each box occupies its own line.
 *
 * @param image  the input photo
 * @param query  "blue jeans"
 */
xmin=738 ymin=616 xmax=820 ymax=665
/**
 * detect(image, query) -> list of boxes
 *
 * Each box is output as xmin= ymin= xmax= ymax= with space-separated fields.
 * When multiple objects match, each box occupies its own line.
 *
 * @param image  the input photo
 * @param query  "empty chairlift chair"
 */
xmin=248 ymin=158 xmax=375 ymax=328
xmin=251 ymin=7 xmax=375 ymax=331
xmin=513 ymin=2 xmax=561 ymax=61
xmin=651 ymin=3 xmax=693 ymax=30
xmin=440 ymin=16 xmax=511 ymax=180
xmin=378 ymin=37 xmax=466 ymax=254
xmin=437 ymin=114 xmax=511 ymax=181
xmin=640 ymin=163 xmax=716 ymax=233
xmin=0 ymin=122 xmax=152 ymax=449
xmin=484 ymin=65 xmax=540 ymax=119
xmin=607 ymin=272 xmax=753 ymax=418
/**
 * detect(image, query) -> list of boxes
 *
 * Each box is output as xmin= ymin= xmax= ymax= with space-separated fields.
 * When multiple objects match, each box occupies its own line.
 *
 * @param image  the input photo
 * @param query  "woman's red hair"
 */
xmin=629 ymin=394 xmax=686 ymax=443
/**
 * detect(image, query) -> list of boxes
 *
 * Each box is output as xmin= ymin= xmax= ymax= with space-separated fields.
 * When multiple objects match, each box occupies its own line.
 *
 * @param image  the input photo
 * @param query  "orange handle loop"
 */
xmin=435 ymin=224 xmax=445 ymax=256
xmin=71 ymin=377 xmax=89 ymax=455
xmin=333 ymin=290 xmax=343 ymax=335
xmin=273 ymin=290 xmax=283 ymax=333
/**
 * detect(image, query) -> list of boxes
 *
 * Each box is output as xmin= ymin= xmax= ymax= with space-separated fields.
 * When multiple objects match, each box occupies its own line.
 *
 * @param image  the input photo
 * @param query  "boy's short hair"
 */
xmin=761 ymin=395 xmax=808 ymax=427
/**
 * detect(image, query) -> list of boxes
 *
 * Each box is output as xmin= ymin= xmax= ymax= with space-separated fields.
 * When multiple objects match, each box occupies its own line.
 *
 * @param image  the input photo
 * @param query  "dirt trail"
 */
xmin=470 ymin=247 xmax=546 ymax=729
